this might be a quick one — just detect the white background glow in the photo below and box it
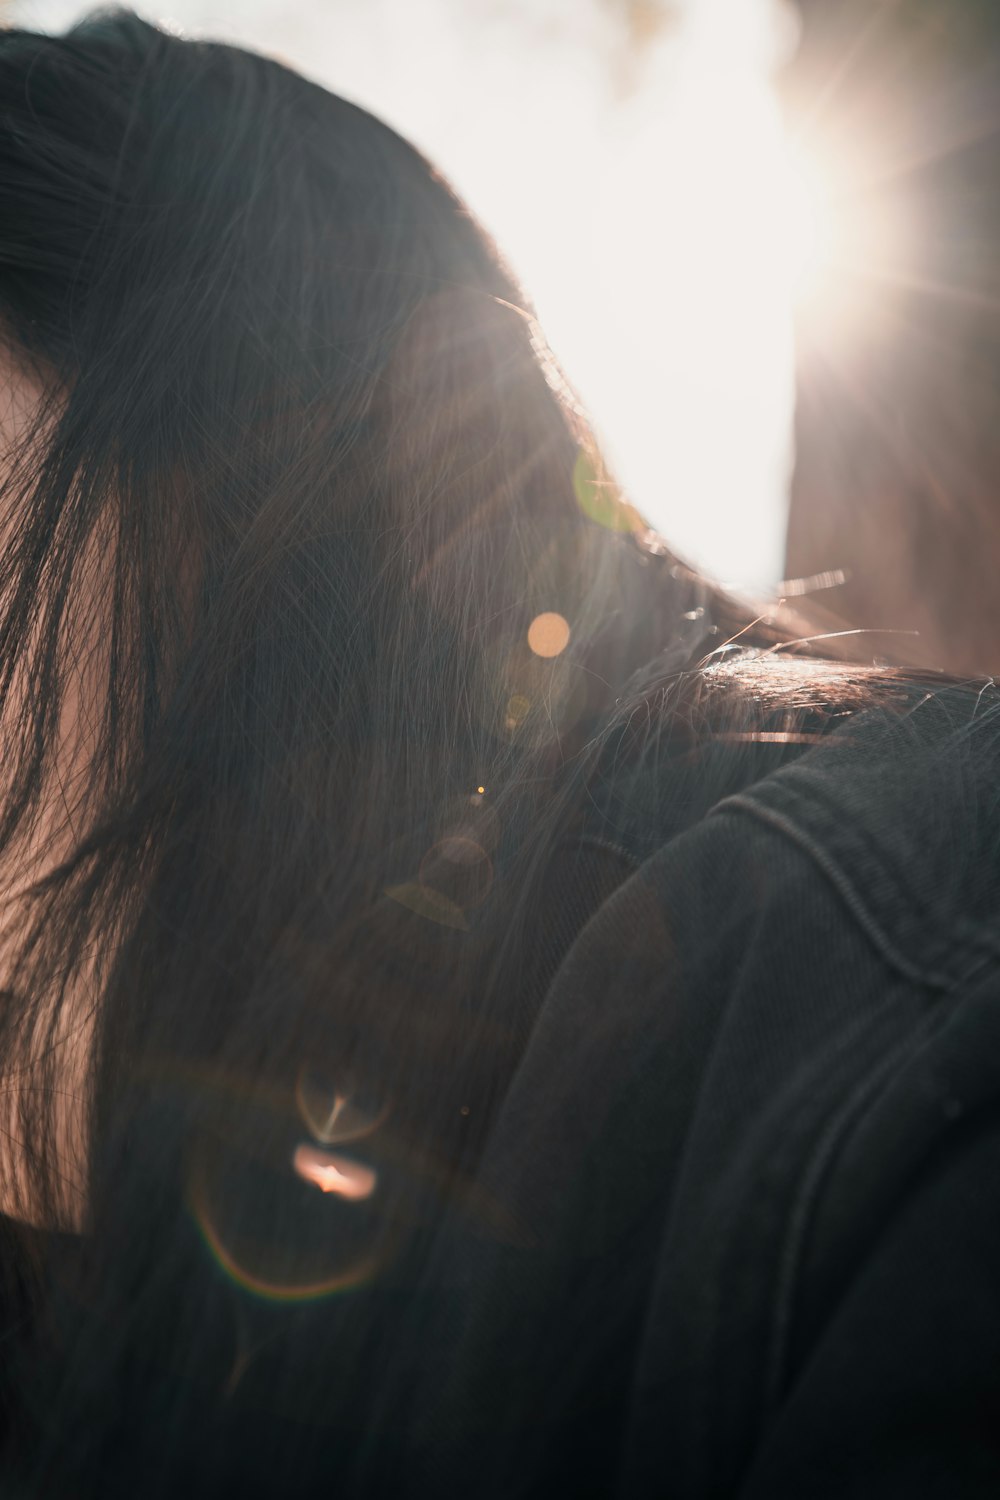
[10,0,805,588]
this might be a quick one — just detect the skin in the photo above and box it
[0,344,95,1230]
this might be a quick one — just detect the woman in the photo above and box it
[0,11,997,1497]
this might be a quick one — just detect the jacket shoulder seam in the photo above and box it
[712,794,962,993]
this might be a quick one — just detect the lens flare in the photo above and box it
[572,451,643,534]
[384,881,469,930]
[292,1142,377,1201]
[505,692,531,730]
[418,835,494,910]
[189,1156,380,1303]
[781,143,838,302]
[527,611,571,658]
[295,1073,388,1146]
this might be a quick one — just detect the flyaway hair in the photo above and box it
[0,11,920,1494]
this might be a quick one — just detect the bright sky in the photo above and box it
[11,0,812,588]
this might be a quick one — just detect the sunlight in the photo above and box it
[777,131,911,353]
[780,143,838,302]
[292,1143,378,1202]
[11,0,853,591]
[507,3,801,588]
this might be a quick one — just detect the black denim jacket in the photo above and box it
[6,665,1000,1499]
[388,671,1000,1498]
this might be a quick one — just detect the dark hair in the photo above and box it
[0,10,915,1494]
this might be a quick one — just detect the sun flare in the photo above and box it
[779,143,839,302]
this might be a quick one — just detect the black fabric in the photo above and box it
[388,681,1000,1497]
[6,668,1000,1495]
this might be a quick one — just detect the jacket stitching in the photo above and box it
[753,772,1000,968]
[712,796,962,993]
[763,1005,948,1415]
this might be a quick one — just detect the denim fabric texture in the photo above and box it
[7,668,1000,1498]
[389,677,1000,1498]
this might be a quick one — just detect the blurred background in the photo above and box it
[5,0,802,590]
[6,0,1000,672]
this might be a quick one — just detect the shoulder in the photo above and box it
[420,661,1000,1494]
[582,652,1000,954]
[704,669,1000,991]
[546,658,1000,1118]
[584,664,1000,1492]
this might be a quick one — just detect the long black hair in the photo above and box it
[0,10,927,1495]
